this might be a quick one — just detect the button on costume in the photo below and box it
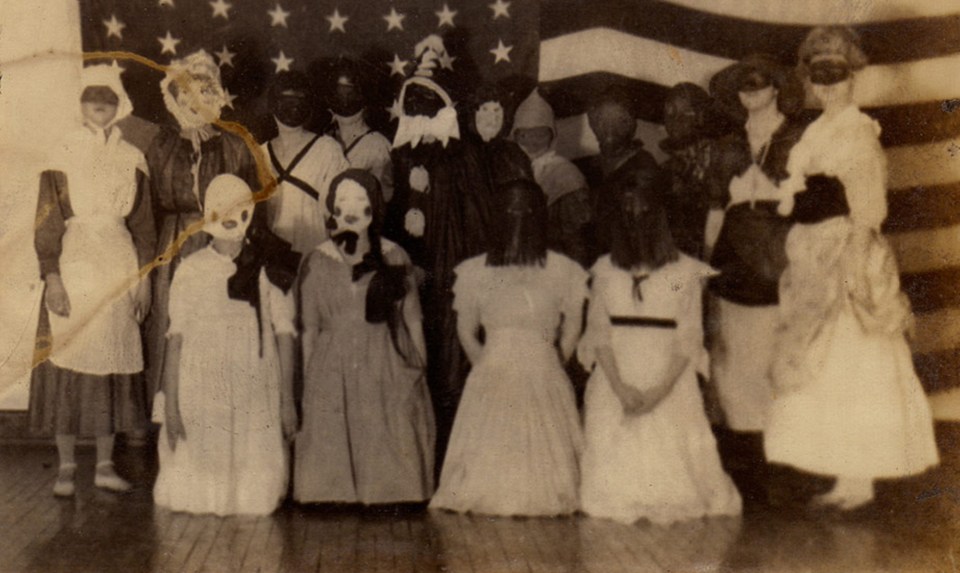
[384,36,499,465]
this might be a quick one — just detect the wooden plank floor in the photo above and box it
[1,425,959,573]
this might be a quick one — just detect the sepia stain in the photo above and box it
[27,49,280,371]
[667,46,683,67]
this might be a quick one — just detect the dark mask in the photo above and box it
[81,85,120,105]
[487,180,548,267]
[331,81,364,117]
[738,70,773,93]
[402,84,444,117]
[610,189,677,271]
[809,61,851,85]
[664,98,700,144]
[273,93,310,128]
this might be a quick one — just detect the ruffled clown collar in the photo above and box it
[392,76,460,150]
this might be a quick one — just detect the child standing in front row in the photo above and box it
[430,179,587,517]
[153,174,298,516]
[578,183,742,525]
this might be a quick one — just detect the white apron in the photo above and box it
[47,128,145,375]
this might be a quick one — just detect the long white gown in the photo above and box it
[153,246,294,516]
[579,254,742,524]
[764,105,939,479]
[429,252,587,516]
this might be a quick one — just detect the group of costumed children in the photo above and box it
[31,27,937,523]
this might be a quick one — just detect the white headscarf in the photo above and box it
[81,63,134,129]
[47,64,143,200]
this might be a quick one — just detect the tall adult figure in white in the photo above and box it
[766,26,939,510]
[31,65,155,496]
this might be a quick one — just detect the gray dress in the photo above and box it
[294,239,435,504]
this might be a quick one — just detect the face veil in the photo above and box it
[609,186,678,271]
[486,179,549,268]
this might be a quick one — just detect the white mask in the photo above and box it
[331,180,373,236]
[475,101,504,142]
[203,174,254,242]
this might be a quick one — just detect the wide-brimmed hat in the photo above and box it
[798,26,869,75]
[710,54,804,121]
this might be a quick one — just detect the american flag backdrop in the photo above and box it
[75,0,960,394]
[536,0,960,393]
[79,0,539,137]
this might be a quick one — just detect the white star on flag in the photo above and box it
[435,4,457,28]
[103,14,125,40]
[158,31,181,55]
[268,4,290,28]
[387,99,402,121]
[489,0,511,20]
[209,0,232,19]
[158,0,174,7]
[383,7,406,32]
[326,8,348,33]
[215,45,235,67]
[223,88,237,109]
[271,50,294,73]
[490,39,512,64]
[438,50,456,70]
[387,54,409,76]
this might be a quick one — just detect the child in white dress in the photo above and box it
[430,179,587,517]
[153,174,298,516]
[578,182,742,524]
